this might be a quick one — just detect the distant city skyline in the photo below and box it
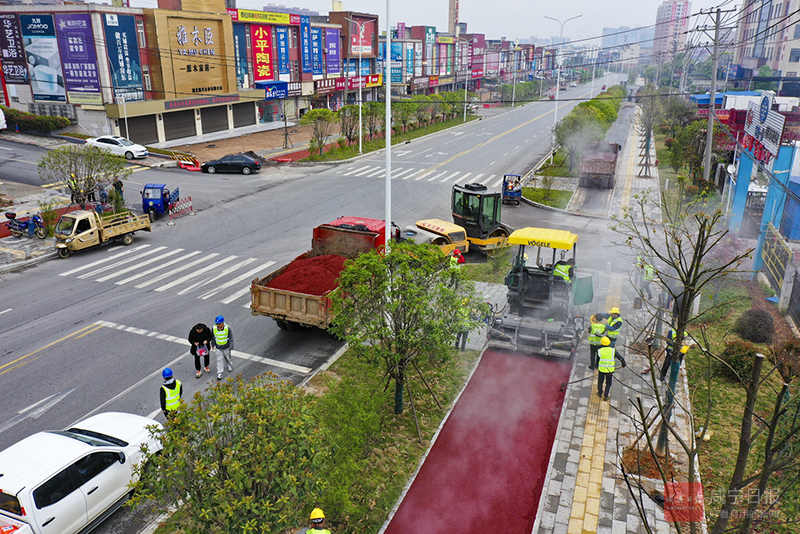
[127,0,733,49]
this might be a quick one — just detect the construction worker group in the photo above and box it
[587,307,623,370]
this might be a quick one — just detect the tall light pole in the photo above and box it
[456,37,470,122]
[384,3,392,248]
[545,14,581,164]
[511,42,519,107]
[345,17,373,154]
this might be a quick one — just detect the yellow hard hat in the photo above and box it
[601,336,611,346]
[680,345,690,354]
[610,307,620,314]
[591,314,600,324]
[310,508,325,522]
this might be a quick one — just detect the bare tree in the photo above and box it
[636,84,662,177]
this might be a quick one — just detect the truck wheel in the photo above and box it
[122,233,134,246]
[275,319,287,329]
[285,321,299,331]
[148,208,156,222]
[58,248,71,258]
[35,227,47,239]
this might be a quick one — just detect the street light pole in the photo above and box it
[511,44,518,107]
[346,17,372,154]
[456,37,469,122]
[545,14,581,164]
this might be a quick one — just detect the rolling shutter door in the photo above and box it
[163,110,196,141]
[232,102,256,127]
[201,106,228,134]
[120,116,158,146]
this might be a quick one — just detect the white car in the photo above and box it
[0,412,162,534]
[570,82,577,87]
[85,136,148,159]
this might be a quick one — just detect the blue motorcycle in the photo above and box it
[5,212,47,239]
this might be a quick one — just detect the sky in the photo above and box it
[129,0,739,46]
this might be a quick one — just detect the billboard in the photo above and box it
[252,24,274,82]
[311,27,322,75]
[56,14,102,104]
[169,17,227,95]
[300,16,311,73]
[0,14,28,84]
[349,16,374,55]
[20,14,66,102]
[233,24,248,89]
[325,29,340,74]
[277,27,290,75]
[103,14,144,102]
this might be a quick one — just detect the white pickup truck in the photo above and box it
[0,412,162,534]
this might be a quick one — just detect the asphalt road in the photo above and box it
[0,73,629,534]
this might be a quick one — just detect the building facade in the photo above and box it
[653,0,691,59]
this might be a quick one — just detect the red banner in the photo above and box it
[253,25,274,81]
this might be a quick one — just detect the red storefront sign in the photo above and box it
[471,68,483,79]
[429,76,439,88]
[252,25,274,81]
[347,74,381,89]
[743,134,774,164]
[316,77,345,94]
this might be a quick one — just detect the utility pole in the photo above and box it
[702,8,721,185]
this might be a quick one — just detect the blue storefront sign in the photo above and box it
[257,80,288,100]
[300,16,311,73]
[311,27,322,75]
[102,14,144,102]
[233,24,248,89]
[277,27,289,75]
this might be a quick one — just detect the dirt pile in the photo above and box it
[266,254,346,295]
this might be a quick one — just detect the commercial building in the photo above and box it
[653,0,691,59]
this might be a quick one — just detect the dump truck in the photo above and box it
[398,219,470,255]
[578,141,621,189]
[487,227,594,358]
[250,217,387,330]
[54,209,151,258]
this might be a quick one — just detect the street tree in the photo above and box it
[426,93,445,124]
[611,189,753,534]
[754,65,777,91]
[441,90,469,120]
[300,108,337,156]
[393,99,417,132]
[665,120,707,179]
[411,94,433,126]
[663,96,697,138]
[363,101,382,140]
[329,241,484,420]
[130,374,328,534]
[636,84,662,176]
[336,104,359,145]
[37,144,132,210]
[553,105,604,171]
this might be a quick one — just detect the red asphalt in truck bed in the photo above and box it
[383,350,570,534]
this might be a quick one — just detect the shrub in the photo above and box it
[771,338,800,380]
[718,339,759,382]
[664,137,675,149]
[733,308,774,344]
[1,105,70,132]
[37,198,59,237]
[336,137,347,149]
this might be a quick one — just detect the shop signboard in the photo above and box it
[252,24,274,81]
[276,26,289,75]
[396,22,405,38]
[170,17,227,95]
[20,14,66,102]
[315,77,344,94]
[391,67,402,83]
[311,27,322,75]
[406,44,413,80]
[744,92,786,157]
[55,14,102,104]
[233,24,249,88]
[228,10,300,25]
[349,16,373,55]
[414,42,422,77]
[0,14,28,84]
[429,75,439,87]
[300,16,311,72]
[287,81,302,96]
[260,80,287,100]
[325,29,340,74]
[103,14,144,102]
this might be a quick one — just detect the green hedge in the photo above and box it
[1,105,71,133]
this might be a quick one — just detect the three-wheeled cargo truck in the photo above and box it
[487,227,594,358]
[141,183,179,221]
[250,217,388,331]
[54,210,151,258]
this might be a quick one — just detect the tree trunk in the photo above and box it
[711,353,765,534]
[394,376,404,415]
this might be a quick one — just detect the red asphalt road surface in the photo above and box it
[384,350,571,534]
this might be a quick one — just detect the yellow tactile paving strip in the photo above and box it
[619,118,639,214]
[567,275,626,533]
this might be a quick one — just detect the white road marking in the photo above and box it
[489,161,496,166]
[354,166,379,176]
[95,248,185,282]
[200,262,275,300]
[0,308,11,316]
[60,245,151,277]
[414,170,434,180]
[134,253,220,289]
[154,255,239,292]
[176,257,258,296]
[491,176,504,188]
[0,388,77,434]
[427,171,448,182]
[221,286,252,304]
[115,250,203,285]
[77,246,168,279]
[392,168,416,179]
[440,171,461,183]
[343,166,368,176]
[366,168,385,177]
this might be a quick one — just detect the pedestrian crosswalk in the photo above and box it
[336,165,507,189]
[59,244,275,306]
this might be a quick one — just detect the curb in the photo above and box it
[0,250,57,274]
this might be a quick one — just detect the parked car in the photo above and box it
[570,82,577,87]
[85,136,149,159]
[201,154,262,175]
[0,412,163,534]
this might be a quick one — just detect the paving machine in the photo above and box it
[487,227,594,358]
[451,183,511,255]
